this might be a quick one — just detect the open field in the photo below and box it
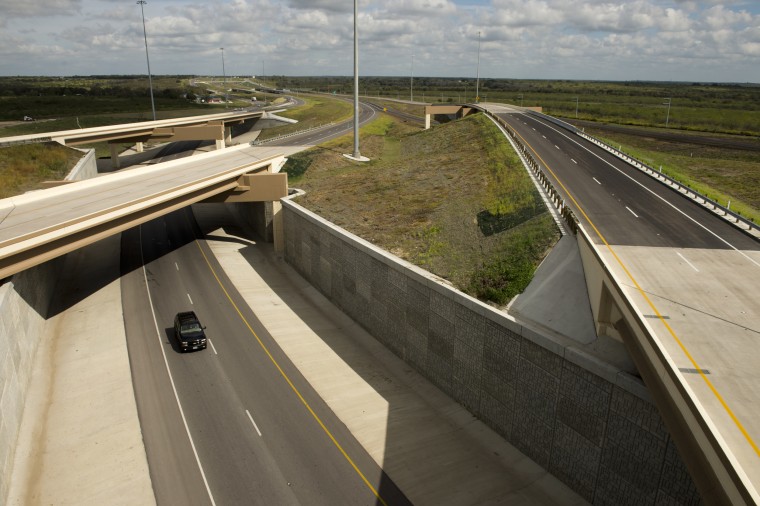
[273,77,760,137]
[257,95,353,140]
[285,113,560,305]
[0,142,82,198]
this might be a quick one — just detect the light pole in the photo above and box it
[664,97,671,127]
[574,97,579,118]
[220,47,227,108]
[518,93,523,107]
[475,31,481,103]
[410,54,414,102]
[137,0,156,121]
[343,0,368,162]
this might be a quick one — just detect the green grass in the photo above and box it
[257,95,353,140]
[284,112,559,305]
[0,143,82,198]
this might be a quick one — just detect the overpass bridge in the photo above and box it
[478,103,760,504]
[0,110,272,168]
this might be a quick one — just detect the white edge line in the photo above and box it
[246,409,263,437]
[526,114,760,269]
[208,338,218,355]
[677,251,700,272]
[139,226,217,506]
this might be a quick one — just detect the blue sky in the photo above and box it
[1,0,758,82]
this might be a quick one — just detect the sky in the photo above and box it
[0,0,759,82]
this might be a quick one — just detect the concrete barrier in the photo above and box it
[281,197,702,504]
[0,258,62,502]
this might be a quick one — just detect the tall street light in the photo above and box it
[475,31,481,103]
[137,0,156,121]
[518,93,523,107]
[410,54,414,102]
[343,0,368,162]
[574,97,579,118]
[220,47,227,108]
[664,97,672,127]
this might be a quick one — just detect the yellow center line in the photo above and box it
[510,124,760,458]
[194,240,390,506]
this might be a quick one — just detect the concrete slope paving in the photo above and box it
[6,234,155,505]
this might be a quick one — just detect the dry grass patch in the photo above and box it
[0,142,82,198]
[285,113,559,304]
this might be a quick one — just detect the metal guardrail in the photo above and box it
[575,131,760,238]
[483,109,580,235]
[250,123,335,145]
[522,109,759,239]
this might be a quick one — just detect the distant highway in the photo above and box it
[121,209,411,505]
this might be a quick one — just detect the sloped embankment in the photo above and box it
[284,113,559,305]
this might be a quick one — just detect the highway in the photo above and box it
[483,103,760,498]
[121,208,410,505]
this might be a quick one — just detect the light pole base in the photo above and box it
[343,153,370,162]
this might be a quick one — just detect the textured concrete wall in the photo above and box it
[0,259,61,502]
[282,198,702,505]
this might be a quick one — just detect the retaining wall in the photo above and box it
[282,198,701,505]
[0,258,62,502]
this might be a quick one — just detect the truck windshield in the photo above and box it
[180,323,202,334]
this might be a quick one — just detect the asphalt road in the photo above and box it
[494,109,760,251]
[121,208,410,506]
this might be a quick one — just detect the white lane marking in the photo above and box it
[139,227,217,506]
[246,410,263,436]
[677,252,700,272]
[542,135,547,139]
[571,159,578,164]
[593,177,602,185]
[555,145,560,150]
[626,206,639,218]
[532,128,536,131]
[525,115,760,269]
[187,293,193,305]
[175,262,179,271]
[208,338,218,355]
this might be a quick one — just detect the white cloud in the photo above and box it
[0,0,757,81]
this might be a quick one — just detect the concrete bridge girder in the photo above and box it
[576,230,748,505]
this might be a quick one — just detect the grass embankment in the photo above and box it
[0,143,82,198]
[258,95,353,140]
[586,127,760,223]
[284,113,559,305]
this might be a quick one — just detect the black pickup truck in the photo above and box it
[173,311,208,352]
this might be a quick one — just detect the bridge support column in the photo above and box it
[225,127,232,146]
[109,143,121,170]
[424,114,431,130]
[215,138,225,150]
[135,142,144,153]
